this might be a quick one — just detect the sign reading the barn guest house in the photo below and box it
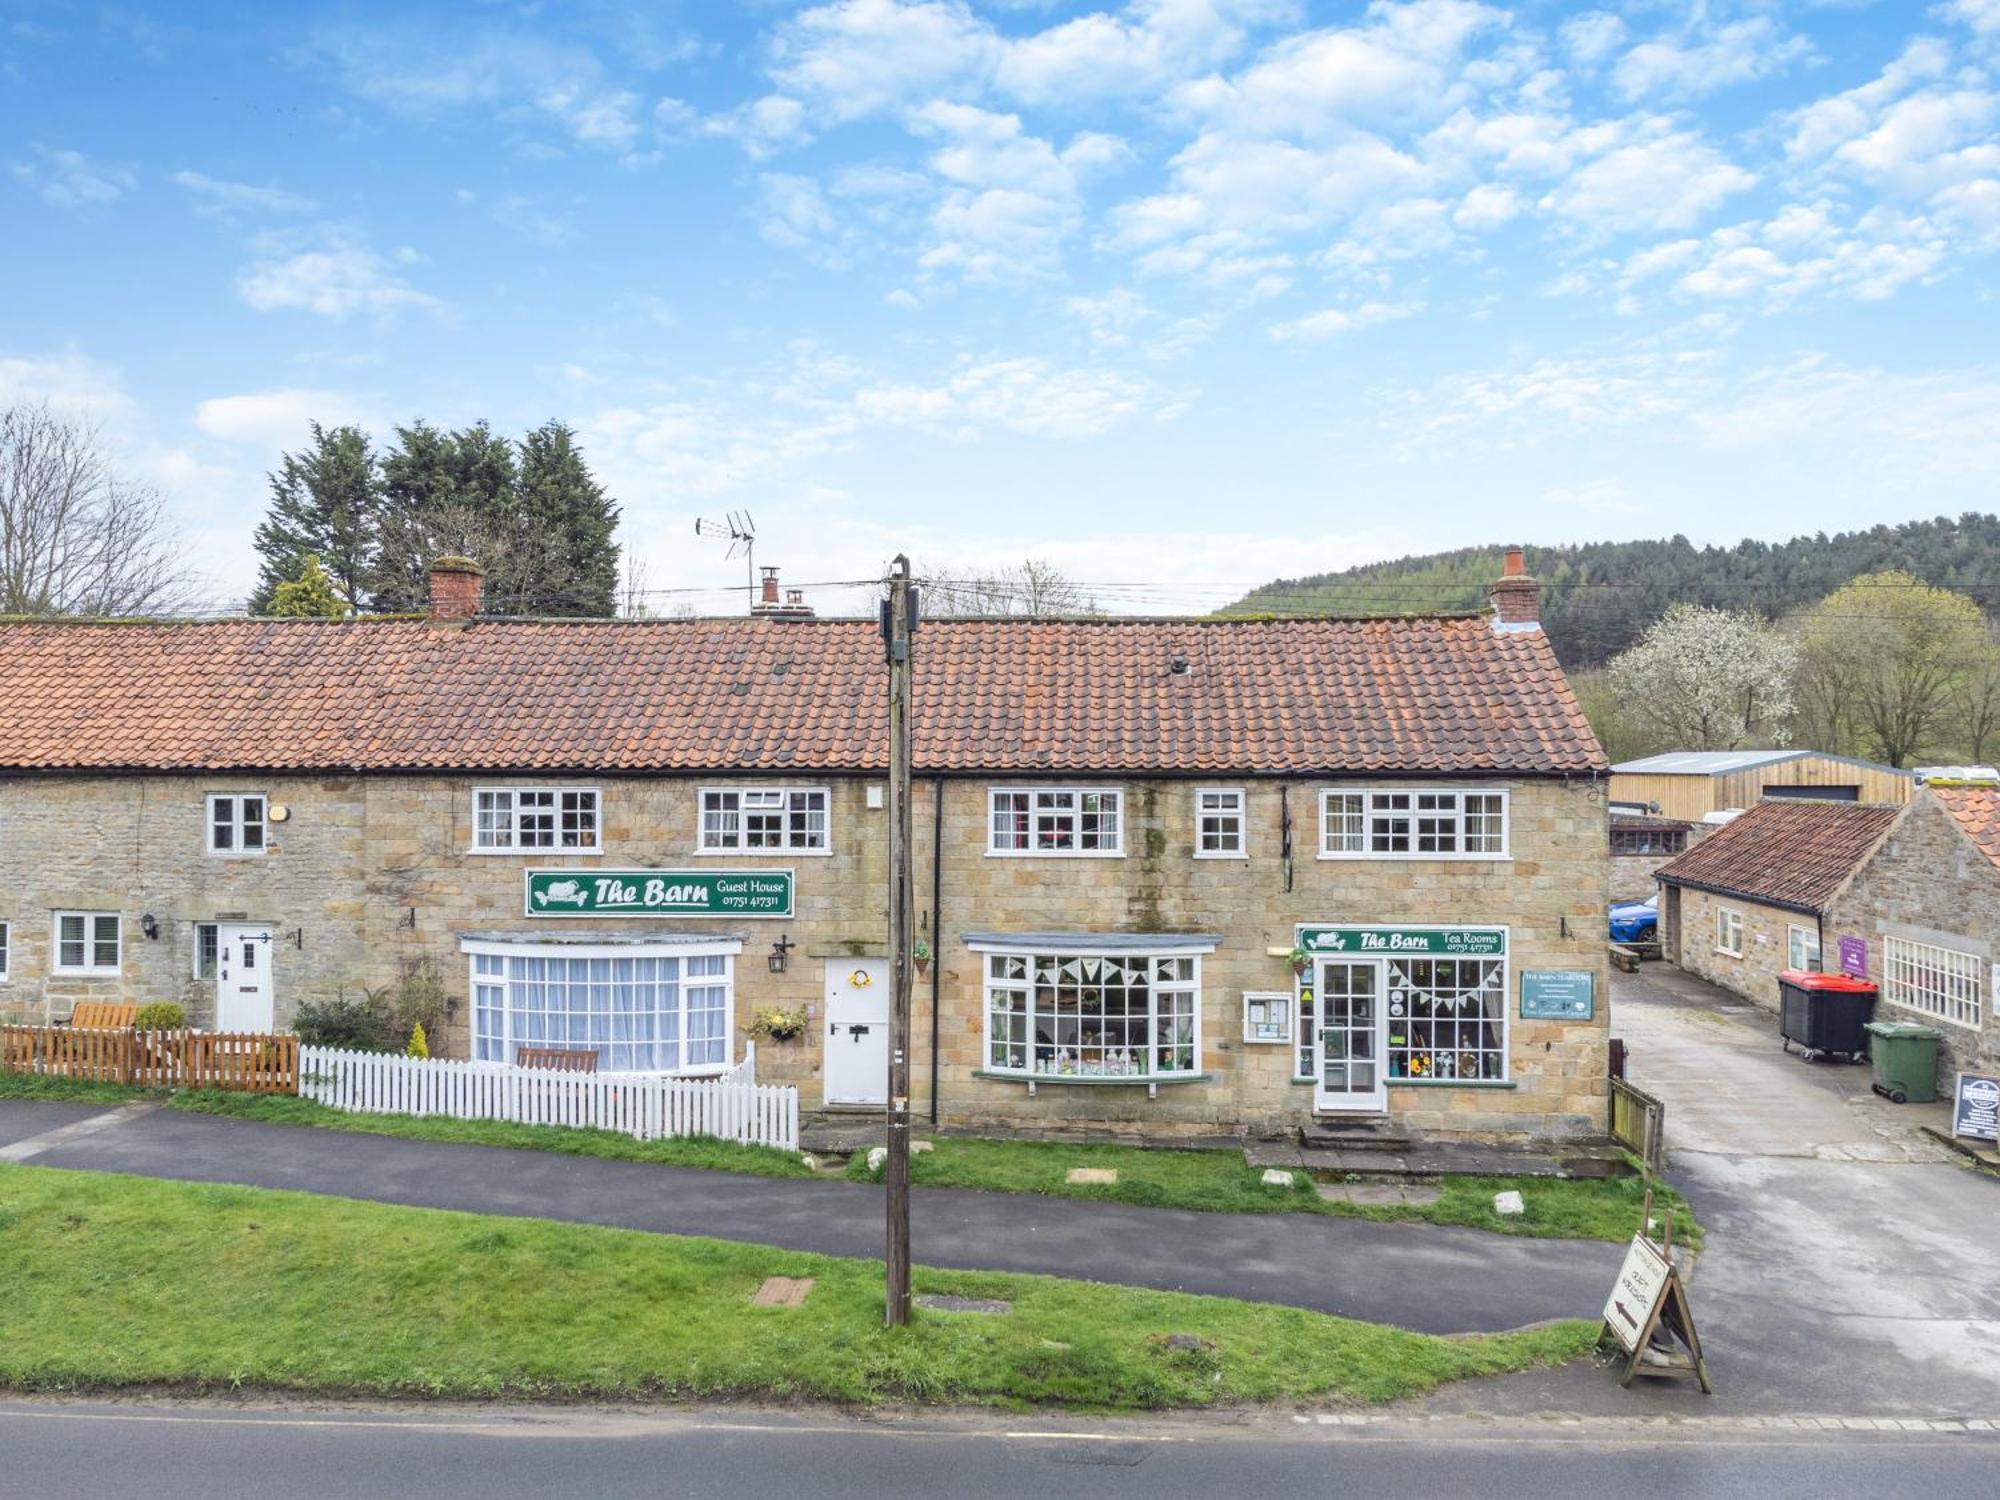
[525,870,794,919]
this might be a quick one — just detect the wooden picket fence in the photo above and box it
[1610,1075,1667,1171]
[297,1042,799,1152]
[0,1026,298,1093]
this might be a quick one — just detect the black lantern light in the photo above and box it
[768,933,794,973]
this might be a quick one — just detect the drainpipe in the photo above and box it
[930,773,944,1126]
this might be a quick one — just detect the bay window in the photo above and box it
[699,787,828,852]
[976,942,1208,1080]
[988,787,1123,855]
[1320,787,1508,859]
[464,939,739,1072]
[474,787,600,852]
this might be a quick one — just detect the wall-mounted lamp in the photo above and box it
[140,913,159,940]
[768,933,794,974]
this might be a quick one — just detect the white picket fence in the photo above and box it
[297,1041,799,1152]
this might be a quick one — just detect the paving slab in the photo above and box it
[3,1099,1618,1336]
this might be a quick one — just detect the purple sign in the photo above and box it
[1837,936,1868,978]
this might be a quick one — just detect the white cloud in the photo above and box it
[992,0,1295,105]
[194,389,362,448]
[1453,182,1519,229]
[1539,124,1755,232]
[1267,299,1421,341]
[1610,18,1812,103]
[1559,11,1627,69]
[0,349,137,419]
[171,170,319,218]
[755,173,848,264]
[236,234,445,319]
[856,356,1171,437]
[769,0,994,123]
[10,146,135,206]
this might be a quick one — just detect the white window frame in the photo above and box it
[1786,924,1821,972]
[1716,907,1745,958]
[0,921,9,982]
[1293,934,1513,1086]
[461,938,744,1074]
[471,786,602,855]
[1318,786,1510,861]
[696,786,831,855]
[205,792,267,857]
[1194,787,1247,859]
[973,941,1208,1082]
[1883,935,1984,1031]
[53,911,121,976]
[193,921,219,981]
[986,786,1126,857]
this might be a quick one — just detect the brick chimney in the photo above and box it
[751,566,814,619]
[428,556,485,622]
[1488,545,1541,632]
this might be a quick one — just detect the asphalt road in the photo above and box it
[4,1100,1619,1334]
[3,1400,1994,1500]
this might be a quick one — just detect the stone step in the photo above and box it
[1300,1118,1413,1152]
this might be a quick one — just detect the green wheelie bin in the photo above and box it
[1864,1020,1942,1104]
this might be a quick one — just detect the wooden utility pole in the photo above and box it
[882,554,916,1326]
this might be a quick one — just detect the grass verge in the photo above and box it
[0,1164,1596,1408]
[0,1071,1696,1246]
[847,1136,1699,1248]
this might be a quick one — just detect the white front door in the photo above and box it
[823,958,889,1106]
[215,923,275,1032]
[1312,958,1387,1113]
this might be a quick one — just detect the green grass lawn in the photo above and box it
[0,1164,1596,1408]
[847,1137,1700,1248]
[0,1071,1695,1247]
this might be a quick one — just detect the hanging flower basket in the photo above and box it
[912,939,932,979]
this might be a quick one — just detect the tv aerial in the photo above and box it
[694,510,757,610]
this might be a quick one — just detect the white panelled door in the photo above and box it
[1312,958,1386,1113]
[822,958,889,1107]
[216,923,275,1032]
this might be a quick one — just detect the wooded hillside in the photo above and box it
[1224,514,2000,668]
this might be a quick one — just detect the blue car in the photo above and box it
[1609,894,1658,944]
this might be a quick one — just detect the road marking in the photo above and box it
[0,1101,159,1163]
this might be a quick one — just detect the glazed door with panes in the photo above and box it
[1313,959,1386,1112]
[215,923,275,1032]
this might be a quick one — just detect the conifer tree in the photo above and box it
[249,424,376,613]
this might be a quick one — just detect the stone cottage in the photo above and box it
[0,553,1613,1144]
[1656,788,1999,1088]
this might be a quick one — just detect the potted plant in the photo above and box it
[912,938,932,978]
[750,1005,808,1042]
[1288,943,1312,977]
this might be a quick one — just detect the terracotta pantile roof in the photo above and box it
[0,615,1605,776]
[1932,787,2000,869]
[1654,799,1901,913]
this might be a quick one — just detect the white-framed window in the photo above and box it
[988,787,1124,856]
[978,945,1204,1078]
[698,787,829,853]
[1787,924,1821,972]
[1883,935,1983,1030]
[1319,787,1509,859]
[0,921,9,981]
[206,793,266,855]
[1294,952,1511,1083]
[473,787,601,853]
[1195,787,1246,858]
[464,939,740,1072]
[54,912,121,976]
[1716,907,1745,958]
[193,922,219,981]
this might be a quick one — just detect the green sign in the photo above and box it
[525,869,794,919]
[1521,970,1595,1020]
[1298,925,1507,957]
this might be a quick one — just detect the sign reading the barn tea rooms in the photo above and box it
[1297,925,1507,957]
[524,870,794,919]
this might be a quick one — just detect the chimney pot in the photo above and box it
[428,556,485,622]
[759,566,780,607]
[1488,546,1540,630]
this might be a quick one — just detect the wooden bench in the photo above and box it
[516,1046,598,1073]
[63,1002,140,1030]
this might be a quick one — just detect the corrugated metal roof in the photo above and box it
[1612,750,1808,774]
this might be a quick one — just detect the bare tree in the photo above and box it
[0,402,198,615]
[1949,621,2000,764]
[619,552,653,619]
[921,558,1100,617]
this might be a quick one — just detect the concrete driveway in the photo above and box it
[1423,964,2000,1420]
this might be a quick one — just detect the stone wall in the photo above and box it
[0,771,1612,1143]
[1659,882,1813,1010]
[1829,795,2000,1082]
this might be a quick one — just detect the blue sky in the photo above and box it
[4,0,1998,614]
